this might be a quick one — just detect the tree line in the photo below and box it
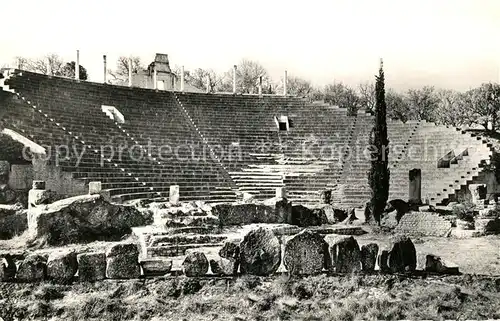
[13,54,500,133]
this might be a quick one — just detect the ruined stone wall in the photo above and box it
[8,164,32,190]
[32,158,86,197]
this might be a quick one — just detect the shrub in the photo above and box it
[452,202,476,222]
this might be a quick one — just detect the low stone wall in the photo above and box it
[0,230,458,283]
[394,212,452,237]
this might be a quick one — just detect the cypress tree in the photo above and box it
[368,59,390,224]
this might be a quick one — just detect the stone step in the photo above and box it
[148,234,228,247]
[146,242,224,258]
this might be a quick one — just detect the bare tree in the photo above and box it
[218,59,270,94]
[434,89,475,127]
[323,82,360,115]
[16,54,65,75]
[385,89,411,122]
[108,56,144,81]
[468,83,500,132]
[406,86,439,122]
[358,82,376,112]
[277,76,314,97]
[187,68,224,93]
[13,54,88,79]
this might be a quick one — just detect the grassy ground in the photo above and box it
[1,273,499,321]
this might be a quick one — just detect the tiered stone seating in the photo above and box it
[280,104,355,204]
[0,68,492,207]
[387,122,492,205]
[176,94,353,201]
[1,70,236,203]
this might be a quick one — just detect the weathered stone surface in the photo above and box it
[0,203,27,239]
[88,181,102,195]
[284,230,328,275]
[474,218,500,235]
[323,205,349,224]
[47,250,78,283]
[275,198,293,224]
[106,242,141,279]
[77,252,106,282]
[240,227,281,276]
[380,210,399,229]
[210,257,238,276]
[140,259,172,276]
[387,235,417,273]
[0,254,16,281]
[394,212,452,237]
[213,203,284,226]
[377,250,390,272]
[169,185,180,205]
[219,241,240,261]
[290,205,328,227]
[330,236,362,273]
[16,254,47,282]
[30,194,152,245]
[182,252,209,277]
[361,243,379,272]
[425,254,459,275]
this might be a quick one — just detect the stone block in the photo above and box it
[330,236,362,273]
[209,257,238,276]
[182,252,209,277]
[360,243,379,272]
[474,218,500,235]
[47,250,78,284]
[377,250,390,272]
[77,252,107,282]
[290,205,328,227]
[0,254,16,282]
[106,242,141,279]
[169,185,180,205]
[284,230,329,275]
[140,258,172,276]
[425,254,459,274]
[16,254,47,282]
[88,181,102,195]
[28,189,51,210]
[275,187,286,199]
[240,227,281,276]
[387,235,417,273]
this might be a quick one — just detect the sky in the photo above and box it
[1,0,499,91]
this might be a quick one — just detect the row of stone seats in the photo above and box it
[3,70,237,203]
